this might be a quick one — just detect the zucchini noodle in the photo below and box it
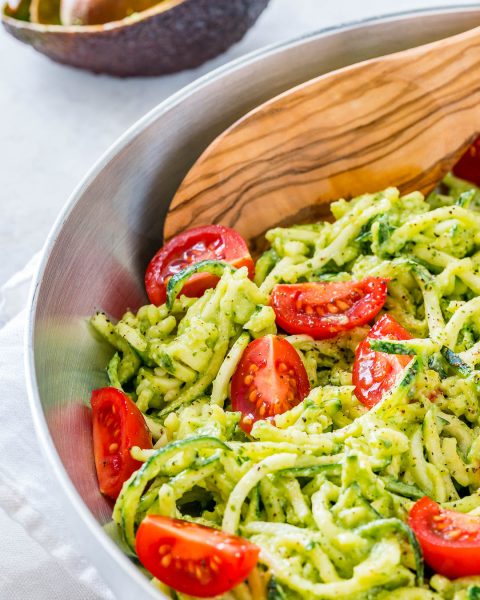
[93,174,480,599]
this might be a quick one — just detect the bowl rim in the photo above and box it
[24,5,480,597]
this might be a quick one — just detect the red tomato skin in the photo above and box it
[271,278,388,340]
[91,387,152,499]
[409,497,480,579]
[452,136,480,186]
[352,314,412,409]
[136,516,259,597]
[145,225,254,306]
[231,335,310,433]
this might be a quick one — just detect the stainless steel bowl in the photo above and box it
[26,7,480,599]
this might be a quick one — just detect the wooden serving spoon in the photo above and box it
[164,25,480,254]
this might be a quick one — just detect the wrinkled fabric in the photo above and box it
[0,259,113,600]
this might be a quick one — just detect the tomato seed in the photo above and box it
[161,554,172,568]
[432,515,445,522]
[336,300,350,311]
[305,305,314,315]
[249,364,258,373]
[249,390,257,403]
[109,443,119,453]
[244,375,254,385]
[259,404,266,417]
[446,528,462,539]
[278,362,288,372]
[209,559,219,573]
[256,397,264,409]
[158,544,171,555]
[187,560,195,575]
[327,303,339,314]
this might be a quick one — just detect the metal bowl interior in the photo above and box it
[27,6,480,599]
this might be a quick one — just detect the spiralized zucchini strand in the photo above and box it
[98,178,480,599]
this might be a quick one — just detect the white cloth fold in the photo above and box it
[0,260,114,600]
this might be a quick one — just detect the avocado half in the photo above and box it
[2,0,270,77]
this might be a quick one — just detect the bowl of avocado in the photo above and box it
[1,0,270,76]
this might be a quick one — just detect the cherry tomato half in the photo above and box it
[145,225,254,306]
[136,516,259,598]
[452,135,480,186]
[352,314,412,409]
[91,387,152,499]
[231,335,310,433]
[270,278,388,340]
[409,496,480,578]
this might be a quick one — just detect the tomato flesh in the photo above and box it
[352,314,412,409]
[271,278,388,340]
[145,225,254,306]
[452,135,480,186]
[409,496,480,578]
[91,387,152,499]
[136,516,259,597]
[231,335,310,433]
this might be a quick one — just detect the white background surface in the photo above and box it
[0,0,478,286]
[0,1,478,598]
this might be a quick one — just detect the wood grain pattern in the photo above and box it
[164,26,480,254]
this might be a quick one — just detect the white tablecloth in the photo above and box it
[0,255,113,599]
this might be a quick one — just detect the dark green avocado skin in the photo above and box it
[2,0,270,76]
